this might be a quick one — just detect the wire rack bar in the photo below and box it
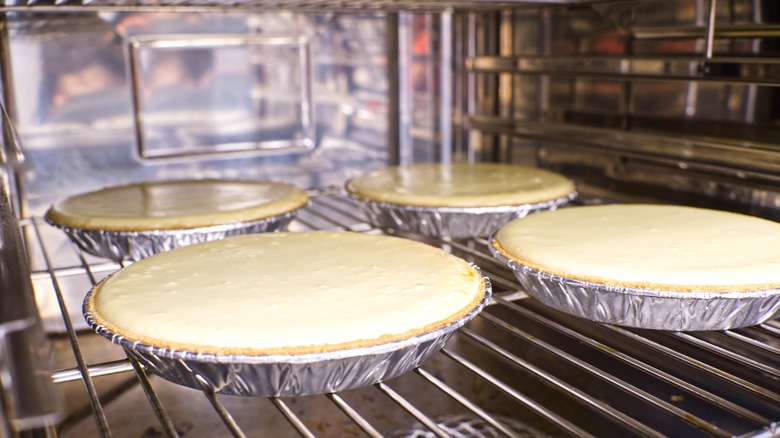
[413,366,535,438]
[445,238,513,271]
[477,308,751,436]
[269,397,316,438]
[313,192,371,216]
[468,55,780,87]
[57,375,139,434]
[374,382,450,438]
[27,220,113,438]
[466,116,780,184]
[721,329,780,357]
[0,0,587,13]
[297,205,359,231]
[31,263,119,281]
[670,331,780,379]
[442,240,522,290]
[459,325,669,437]
[325,393,383,438]
[307,195,370,227]
[204,391,247,438]
[493,296,772,427]
[18,190,780,437]
[439,347,594,438]
[606,325,780,405]
[125,353,179,438]
[759,320,780,333]
[52,360,134,384]
[470,269,517,291]
[68,233,178,435]
[291,215,325,231]
[70,228,172,435]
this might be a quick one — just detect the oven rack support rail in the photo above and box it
[9,189,780,438]
[0,0,623,12]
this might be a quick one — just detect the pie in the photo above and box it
[346,163,575,208]
[45,179,308,231]
[492,204,780,292]
[85,231,488,355]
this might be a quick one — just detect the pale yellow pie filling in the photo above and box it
[346,163,575,208]
[493,204,780,292]
[87,231,487,355]
[46,179,309,230]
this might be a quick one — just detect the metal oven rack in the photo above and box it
[21,189,780,438]
[0,0,610,12]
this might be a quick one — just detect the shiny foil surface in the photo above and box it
[46,209,300,262]
[83,271,491,397]
[387,414,544,438]
[490,243,780,331]
[351,191,576,239]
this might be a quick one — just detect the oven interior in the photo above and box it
[2,0,780,437]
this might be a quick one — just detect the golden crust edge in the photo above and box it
[85,265,487,356]
[491,239,780,294]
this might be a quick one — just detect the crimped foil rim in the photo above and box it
[44,206,304,238]
[45,205,305,261]
[82,266,491,365]
[346,190,577,214]
[489,240,780,300]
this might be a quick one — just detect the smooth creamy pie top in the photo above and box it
[493,204,780,292]
[346,163,575,208]
[46,179,308,230]
[86,231,486,355]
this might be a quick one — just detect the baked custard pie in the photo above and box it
[85,231,488,355]
[46,178,308,231]
[346,162,575,208]
[493,204,780,292]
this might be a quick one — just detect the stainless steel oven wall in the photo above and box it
[4,12,391,217]
[3,10,454,335]
[459,0,780,219]
[4,2,780,437]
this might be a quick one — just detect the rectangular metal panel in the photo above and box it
[129,34,315,160]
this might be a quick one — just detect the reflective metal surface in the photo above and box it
[83,269,491,397]
[127,33,315,159]
[469,55,780,86]
[459,1,780,218]
[5,12,390,217]
[0,168,61,433]
[491,243,780,331]
[4,0,780,436]
[0,0,597,12]
[24,192,780,437]
[350,190,575,239]
[45,208,300,261]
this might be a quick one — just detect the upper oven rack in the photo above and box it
[0,0,607,12]
[22,188,780,438]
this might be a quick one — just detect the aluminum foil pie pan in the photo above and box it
[82,269,491,397]
[349,191,577,239]
[45,208,301,262]
[490,243,780,331]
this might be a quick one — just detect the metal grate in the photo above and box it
[0,0,599,13]
[24,189,780,437]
